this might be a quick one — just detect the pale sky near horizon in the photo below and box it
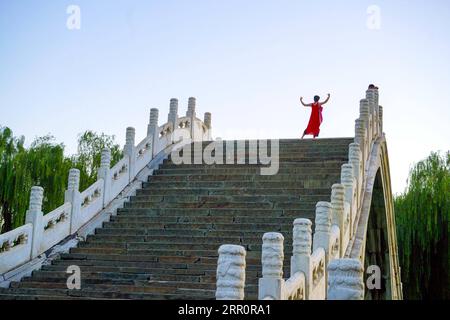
[0,0,449,195]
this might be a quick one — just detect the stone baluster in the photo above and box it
[216,245,246,300]
[65,169,81,234]
[331,184,347,257]
[186,97,196,118]
[148,108,159,156]
[123,127,136,182]
[204,112,212,141]
[355,118,367,164]
[327,258,364,300]
[97,149,111,207]
[204,112,212,129]
[366,89,378,139]
[259,232,285,300]
[313,202,333,263]
[167,99,179,144]
[168,99,178,129]
[291,218,313,299]
[349,143,362,204]
[25,187,44,259]
[341,164,355,236]
[360,99,371,145]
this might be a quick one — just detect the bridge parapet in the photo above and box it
[215,87,385,300]
[0,98,212,275]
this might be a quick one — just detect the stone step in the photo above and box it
[85,234,293,245]
[103,221,294,232]
[136,187,332,196]
[116,207,318,217]
[129,194,328,204]
[153,167,343,176]
[123,200,317,210]
[143,180,338,189]
[159,160,347,169]
[148,173,340,182]
[79,240,294,253]
[0,287,215,300]
[95,228,294,239]
[110,214,307,224]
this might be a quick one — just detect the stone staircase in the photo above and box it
[0,138,352,300]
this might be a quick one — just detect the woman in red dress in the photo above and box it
[300,93,331,139]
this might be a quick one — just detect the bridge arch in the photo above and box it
[347,137,403,300]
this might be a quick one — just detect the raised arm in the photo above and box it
[300,97,312,107]
[320,93,331,105]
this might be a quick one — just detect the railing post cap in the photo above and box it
[262,232,284,242]
[293,218,312,226]
[316,201,332,209]
[218,244,246,257]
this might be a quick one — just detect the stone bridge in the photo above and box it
[0,89,402,300]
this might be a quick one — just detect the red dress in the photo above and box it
[304,102,323,137]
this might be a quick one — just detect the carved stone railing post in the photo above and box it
[216,245,246,300]
[291,219,312,299]
[359,99,371,146]
[355,118,367,164]
[258,232,285,300]
[313,201,337,285]
[97,148,111,207]
[204,112,212,129]
[187,97,196,118]
[148,108,159,156]
[331,184,348,256]
[366,89,378,140]
[327,259,364,300]
[123,127,136,182]
[187,97,197,140]
[65,169,82,234]
[168,99,179,144]
[25,187,44,259]
[341,164,355,236]
[168,98,179,127]
[349,143,362,208]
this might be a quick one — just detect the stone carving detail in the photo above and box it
[101,149,111,168]
[29,186,44,212]
[125,127,135,146]
[204,112,212,129]
[293,219,312,256]
[68,169,80,191]
[327,259,364,300]
[315,202,332,234]
[312,258,325,286]
[187,97,196,117]
[216,245,246,300]
[262,232,284,278]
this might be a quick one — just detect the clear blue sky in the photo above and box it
[1,0,449,194]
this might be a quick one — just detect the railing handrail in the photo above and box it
[0,97,212,276]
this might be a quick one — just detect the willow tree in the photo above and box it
[395,151,449,300]
[0,127,122,233]
[72,131,123,191]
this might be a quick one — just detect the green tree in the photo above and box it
[0,127,123,233]
[395,151,449,300]
[72,131,123,191]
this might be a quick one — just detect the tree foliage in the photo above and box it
[0,126,122,233]
[395,151,449,300]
